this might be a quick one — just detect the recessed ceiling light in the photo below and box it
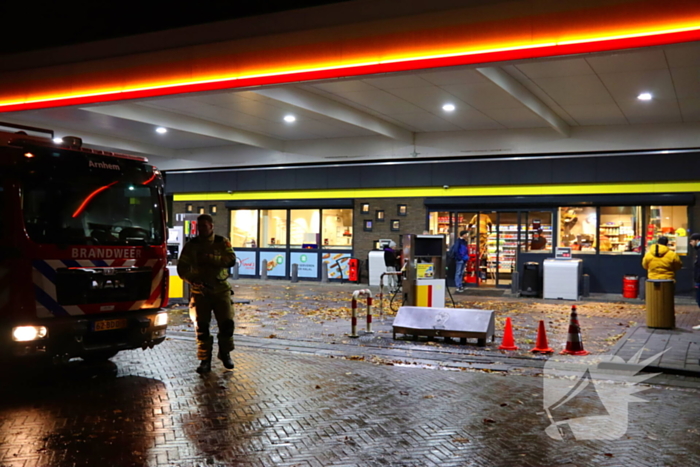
[156,127,167,134]
[637,93,652,101]
[442,103,456,112]
[284,115,296,123]
[53,137,62,143]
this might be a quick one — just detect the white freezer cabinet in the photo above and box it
[543,258,582,300]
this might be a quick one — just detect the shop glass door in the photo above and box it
[491,212,519,287]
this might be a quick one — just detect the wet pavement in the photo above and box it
[1,337,700,467]
[169,280,700,362]
[1,280,700,466]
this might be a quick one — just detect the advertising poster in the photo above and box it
[236,252,257,276]
[322,252,350,280]
[259,251,287,277]
[290,252,318,278]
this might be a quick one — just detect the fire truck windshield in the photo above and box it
[21,152,164,246]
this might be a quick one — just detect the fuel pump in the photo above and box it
[401,234,446,307]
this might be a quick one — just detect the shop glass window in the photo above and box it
[522,211,553,252]
[230,209,258,248]
[599,206,642,254]
[290,209,320,248]
[322,209,353,249]
[645,205,689,254]
[429,211,451,236]
[558,206,597,253]
[260,209,287,248]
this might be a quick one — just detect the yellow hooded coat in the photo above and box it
[642,244,682,280]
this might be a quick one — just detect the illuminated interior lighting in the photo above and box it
[53,137,63,143]
[23,152,34,158]
[72,181,118,218]
[442,103,456,112]
[284,115,296,123]
[638,92,653,100]
[156,127,167,134]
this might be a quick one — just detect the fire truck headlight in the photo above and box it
[12,326,48,342]
[154,313,168,327]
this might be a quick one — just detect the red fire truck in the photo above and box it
[0,123,169,363]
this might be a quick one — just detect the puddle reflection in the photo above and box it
[0,360,167,467]
[182,371,262,465]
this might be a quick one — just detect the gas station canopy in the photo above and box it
[1,0,700,171]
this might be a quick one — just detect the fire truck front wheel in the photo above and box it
[81,349,119,362]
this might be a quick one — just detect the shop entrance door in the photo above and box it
[454,211,524,287]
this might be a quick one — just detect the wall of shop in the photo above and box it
[353,197,427,277]
[165,150,700,194]
[166,150,700,289]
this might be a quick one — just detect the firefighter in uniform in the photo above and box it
[177,214,237,374]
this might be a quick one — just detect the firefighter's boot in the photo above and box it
[196,358,212,374]
[218,351,234,370]
[196,335,214,374]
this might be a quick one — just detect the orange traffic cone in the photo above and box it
[561,305,589,356]
[531,320,553,353]
[499,317,518,350]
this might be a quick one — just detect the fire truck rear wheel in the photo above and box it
[81,350,119,362]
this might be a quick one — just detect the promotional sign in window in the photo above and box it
[322,252,350,280]
[290,252,318,278]
[236,252,257,276]
[259,251,286,277]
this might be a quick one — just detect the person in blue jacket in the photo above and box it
[452,230,470,293]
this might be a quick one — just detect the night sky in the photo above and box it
[0,0,350,54]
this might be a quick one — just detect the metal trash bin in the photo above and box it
[645,279,675,329]
[520,262,541,297]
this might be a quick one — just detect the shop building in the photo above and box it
[168,149,700,294]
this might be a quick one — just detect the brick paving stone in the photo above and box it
[0,338,699,466]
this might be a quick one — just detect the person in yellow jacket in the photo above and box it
[178,214,237,374]
[642,236,682,280]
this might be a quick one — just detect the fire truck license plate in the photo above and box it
[93,319,128,332]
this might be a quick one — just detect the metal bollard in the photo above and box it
[638,276,646,300]
[350,297,359,338]
[366,295,373,333]
[231,263,239,280]
[321,262,329,283]
[261,266,268,280]
[349,289,372,338]
[582,274,590,297]
[291,263,299,283]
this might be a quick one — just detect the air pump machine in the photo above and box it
[401,234,446,307]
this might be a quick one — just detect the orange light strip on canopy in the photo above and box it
[2,22,700,112]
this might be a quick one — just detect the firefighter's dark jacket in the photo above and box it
[177,234,236,294]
